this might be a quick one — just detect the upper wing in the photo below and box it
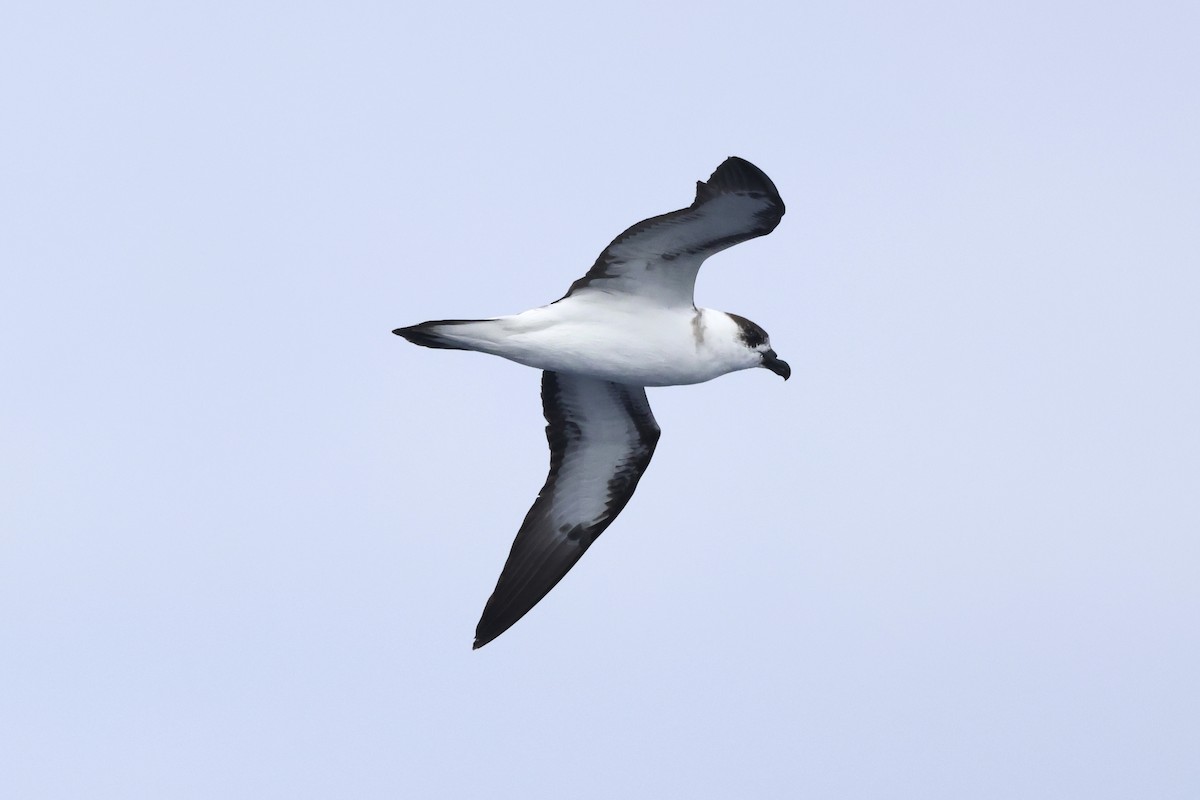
[561,156,785,308]
[473,371,661,649]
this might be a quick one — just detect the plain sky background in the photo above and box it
[2,1,1198,797]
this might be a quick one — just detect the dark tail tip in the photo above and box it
[392,321,471,351]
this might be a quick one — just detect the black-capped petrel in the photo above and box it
[395,156,790,649]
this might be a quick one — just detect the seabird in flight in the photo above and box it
[395,156,790,648]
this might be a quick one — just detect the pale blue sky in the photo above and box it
[2,2,1198,797]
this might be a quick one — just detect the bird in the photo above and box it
[394,156,790,649]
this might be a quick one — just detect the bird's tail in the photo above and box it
[392,319,493,351]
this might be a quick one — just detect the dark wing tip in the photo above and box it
[474,604,514,650]
[471,534,588,650]
[470,602,531,650]
[694,156,785,218]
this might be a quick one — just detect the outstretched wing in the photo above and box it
[473,371,661,649]
[562,156,785,308]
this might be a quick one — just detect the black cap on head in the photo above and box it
[727,313,770,348]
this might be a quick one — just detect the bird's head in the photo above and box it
[725,312,791,380]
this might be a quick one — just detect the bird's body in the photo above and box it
[405,300,761,386]
[395,156,791,648]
